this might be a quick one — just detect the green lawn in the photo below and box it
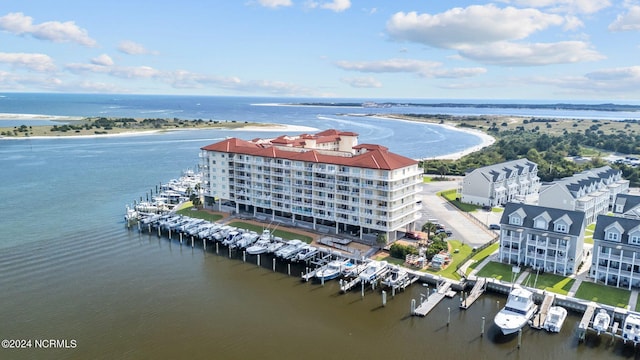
[465,243,500,275]
[574,281,630,308]
[226,221,313,243]
[423,240,474,281]
[475,261,521,282]
[520,272,575,295]
[176,205,224,223]
[438,189,480,212]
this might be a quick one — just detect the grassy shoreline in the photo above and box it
[0,117,282,138]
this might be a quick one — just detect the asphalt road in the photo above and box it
[418,177,501,248]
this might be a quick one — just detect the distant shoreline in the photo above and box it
[0,123,319,140]
[0,111,494,160]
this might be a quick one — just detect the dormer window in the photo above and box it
[604,221,624,243]
[630,234,640,245]
[534,219,546,229]
[555,223,567,233]
[510,216,522,226]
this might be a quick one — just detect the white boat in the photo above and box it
[274,239,305,259]
[593,309,611,335]
[295,245,318,262]
[358,260,389,283]
[315,260,349,281]
[342,262,365,278]
[232,232,259,249]
[246,238,272,255]
[266,241,284,254]
[493,287,538,335]
[543,306,567,333]
[381,265,410,288]
[622,313,640,344]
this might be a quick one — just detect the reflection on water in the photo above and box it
[0,226,636,359]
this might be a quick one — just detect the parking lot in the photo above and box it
[417,177,499,247]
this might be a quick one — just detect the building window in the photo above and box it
[510,216,521,226]
[630,235,640,245]
[607,231,619,241]
[534,219,546,229]
[555,223,567,233]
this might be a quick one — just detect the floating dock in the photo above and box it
[413,282,451,317]
[460,278,486,309]
[531,293,555,329]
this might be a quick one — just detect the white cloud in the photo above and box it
[507,0,611,14]
[320,0,351,12]
[118,40,158,55]
[91,54,114,66]
[0,52,56,71]
[66,62,161,79]
[459,41,605,65]
[305,0,351,12]
[0,12,96,47]
[335,58,486,78]
[257,0,292,8]
[341,76,382,88]
[609,5,640,31]
[386,5,564,49]
[585,66,640,80]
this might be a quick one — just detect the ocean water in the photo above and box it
[0,94,635,359]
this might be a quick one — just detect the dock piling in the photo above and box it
[382,291,387,307]
[243,251,246,262]
[411,299,416,315]
[518,328,522,349]
[257,254,260,267]
[447,307,450,326]
[481,317,485,337]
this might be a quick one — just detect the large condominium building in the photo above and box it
[460,158,540,207]
[199,129,423,242]
[498,202,586,276]
[538,166,629,224]
[591,214,640,289]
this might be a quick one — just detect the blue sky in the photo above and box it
[1,0,639,100]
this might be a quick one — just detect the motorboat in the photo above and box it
[315,260,350,281]
[358,260,389,283]
[246,238,271,255]
[342,262,365,278]
[593,309,611,335]
[232,232,259,249]
[266,240,285,254]
[494,287,538,335]
[622,313,640,345]
[543,306,567,333]
[295,245,318,262]
[381,265,410,288]
[274,239,305,259]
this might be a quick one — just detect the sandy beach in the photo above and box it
[368,115,496,161]
[430,124,495,160]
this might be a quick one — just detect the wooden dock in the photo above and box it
[531,293,555,329]
[460,278,486,309]
[578,303,597,341]
[414,282,451,317]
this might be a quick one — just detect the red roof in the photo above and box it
[201,130,417,170]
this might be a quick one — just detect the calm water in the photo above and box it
[1,94,637,359]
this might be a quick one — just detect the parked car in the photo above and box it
[489,224,500,230]
[405,231,424,240]
[435,229,453,237]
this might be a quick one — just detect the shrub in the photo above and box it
[389,243,418,259]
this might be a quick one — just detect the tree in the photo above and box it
[437,163,449,179]
[422,222,438,240]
